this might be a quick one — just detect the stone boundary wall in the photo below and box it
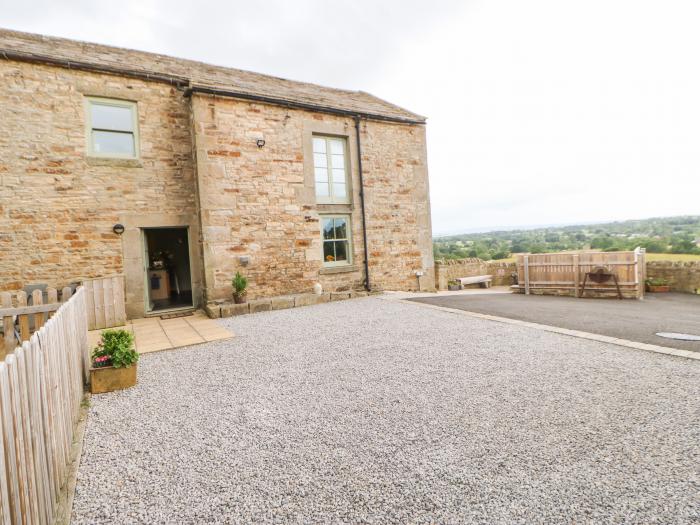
[646,261,700,294]
[434,259,516,290]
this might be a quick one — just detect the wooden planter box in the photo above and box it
[646,284,670,293]
[90,364,137,394]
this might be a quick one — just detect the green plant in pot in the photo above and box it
[232,272,248,304]
[90,329,139,394]
[447,280,461,291]
[645,277,670,293]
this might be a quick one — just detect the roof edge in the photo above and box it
[0,48,189,87]
[0,47,425,125]
[186,85,426,125]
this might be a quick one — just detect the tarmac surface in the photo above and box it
[409,292,700,352]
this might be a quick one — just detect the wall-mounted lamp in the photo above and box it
[256,139,266,148]
[112,223,125,235]
[239,255,251,267]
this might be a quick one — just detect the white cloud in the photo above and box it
[3,0,698,234]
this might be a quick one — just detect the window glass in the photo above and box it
[312,137,326,153]
[91,103,134,132]
[87,98,137,158]
[312,136,349,203]
[92,130,135,156]
[321,216,351,266]
[316,182,329,197]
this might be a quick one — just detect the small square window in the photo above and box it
[321,216,351,266]
[86,98,138,158]
[312,136,349,204]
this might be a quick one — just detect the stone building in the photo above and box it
[0,29,434,318]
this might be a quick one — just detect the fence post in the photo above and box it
[573,254,580,298]
[1,293,13,359]
[16,292,30,344]
[523,255,530,295]
[31,290,44,332]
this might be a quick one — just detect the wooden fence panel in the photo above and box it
[516,249,645,299]
[82,275,126,330]
[0,287,88,524]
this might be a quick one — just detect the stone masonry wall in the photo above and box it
[192,95,435,301]
[646,261,700,294]
[434,258,516,289]
[1,58,435,314]
[0,60,197,297]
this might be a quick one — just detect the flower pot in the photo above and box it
[447,284,461,291]
[90,364,137,394]
[233,293,247,304]
[647,285,670,293]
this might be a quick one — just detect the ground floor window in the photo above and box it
[321,215,351,266]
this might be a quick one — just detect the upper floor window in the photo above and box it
[313,136,349,204]
[86,98,139,158]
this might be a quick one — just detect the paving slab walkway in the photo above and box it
[72,298,699,524]
[87,310,233,354]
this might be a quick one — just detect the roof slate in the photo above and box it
[0,28,425,123]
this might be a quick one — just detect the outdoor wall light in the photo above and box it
[256,139,266,148]
[112,223,125,235]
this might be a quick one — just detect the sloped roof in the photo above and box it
[0,28,425,124]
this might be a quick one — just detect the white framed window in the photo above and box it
[313,135,349,204]
[321,215,351,266]
[85,98,139,158]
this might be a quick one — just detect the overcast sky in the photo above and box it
[3,0,699,235]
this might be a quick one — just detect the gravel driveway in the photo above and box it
[72,297,699,524]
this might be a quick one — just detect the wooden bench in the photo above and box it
[455,275,492,289]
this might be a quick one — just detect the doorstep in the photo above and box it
[87,310,233,354]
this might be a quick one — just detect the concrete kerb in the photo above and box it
[391,297,700,361]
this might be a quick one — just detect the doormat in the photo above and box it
[160,311,195,320]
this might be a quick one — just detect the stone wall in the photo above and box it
[646,261,700,294]
[0,57,435,317]
[434,258,516,289]
[192,95,434,301]
[0,59,199,318]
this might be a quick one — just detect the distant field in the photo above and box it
[645,253,700,262]
[484,253,700,264]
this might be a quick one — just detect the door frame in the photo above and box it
[119,213,203,320]
[142,226,194,314]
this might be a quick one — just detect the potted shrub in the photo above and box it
[90,329,139,394]
[447,280,461,291]
[232,271,248,304]
[645,277,670,293]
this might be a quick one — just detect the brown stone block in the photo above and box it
[330,291,352,301]
[249,299,272,313]
[204,303,221,319]
[271,296,295,310]
[221,303,249,317]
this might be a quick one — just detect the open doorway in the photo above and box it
[143,227,193,312]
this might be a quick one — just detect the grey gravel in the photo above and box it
[72,297,700,524]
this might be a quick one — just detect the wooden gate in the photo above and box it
[516,248,646,299]
[82,275,127,330]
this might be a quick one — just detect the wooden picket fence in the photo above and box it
[82,275,127,331]
[1,287,77,359]
[0,287,88,524]
[515,248,646,299]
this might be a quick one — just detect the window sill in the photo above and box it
[319,264,359,275]
[86,156,143,168]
